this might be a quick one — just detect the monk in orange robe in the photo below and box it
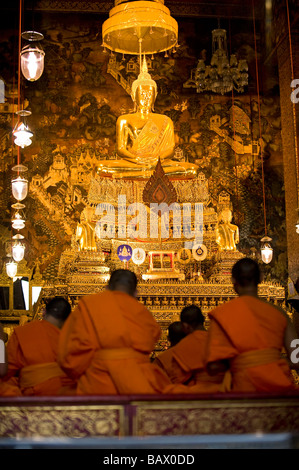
[162,305,225,394]
[2,297,76,396]
[153,321,186,377]
[0,324,21,396]
[58,269,171,395]
[205,257,299,393]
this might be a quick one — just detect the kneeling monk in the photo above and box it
[205,258,299,393]
[0,324,21,396]
[163,305,225,394]
[3,297,76,396]
[58,269,171,395]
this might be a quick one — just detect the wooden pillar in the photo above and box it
[276,23,299,283]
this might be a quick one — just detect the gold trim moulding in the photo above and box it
[39,281,285,300]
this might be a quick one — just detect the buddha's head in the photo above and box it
[131,57,157,111]
[135,84,156,111]
[219,208,233,223]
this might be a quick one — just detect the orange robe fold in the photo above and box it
[154,347,176,379]
[0,379,22,397]
[58,290,171,395]
[205,296,296,393]
[3,320,76,396]
[162,330,225,394]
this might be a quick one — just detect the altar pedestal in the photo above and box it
[142,250,185,281]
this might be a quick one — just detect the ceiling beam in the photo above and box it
[2,0,261,19]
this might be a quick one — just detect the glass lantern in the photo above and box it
[12,211,25,230]
[12,176,28,201]
[12,234,25,262]
[6,260,18,278]
[13,110,33,148]
[20,31,45,82]
[260,236,273,264]
[13,122,33,148]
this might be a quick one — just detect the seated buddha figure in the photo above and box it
[215,207,239,251]
[97,58,198,179]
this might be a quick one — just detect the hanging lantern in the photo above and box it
[12,176,28,201]
[12,234,25,262]
[6,260,18,278]
[296,220,299,234]
[20,31,45,82]
[12,211,25,230]
[260,236,273,264]
[12,241,25,262]
[13,110,33,148]
[13,123,33,148]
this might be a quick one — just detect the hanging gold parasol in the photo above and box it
[102,0,178,56]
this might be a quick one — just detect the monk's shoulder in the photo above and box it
[13,319,46,341]
[255,297,289,322]
[173,330,206,353]
[208,297,240,319]
[80,290,108,306]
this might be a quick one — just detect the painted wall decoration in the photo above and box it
[0,9,287,284]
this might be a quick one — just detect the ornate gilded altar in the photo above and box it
[0,165,289,352]
[21,167,287,353]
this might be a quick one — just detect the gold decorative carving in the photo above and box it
[0,405,125,438]
[133,400,299,436]
[143,159,177,206]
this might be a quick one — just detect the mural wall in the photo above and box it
[0,7,287,284]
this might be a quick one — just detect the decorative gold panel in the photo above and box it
[132,399,299,436]
[0,405,125,438]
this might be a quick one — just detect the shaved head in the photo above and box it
[180,305,205,328]
[45,297,71,322]
[167,321,186,346]
[232,258,261,288]
[108,269,138,297]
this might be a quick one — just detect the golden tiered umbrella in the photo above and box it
[102,0,178,57]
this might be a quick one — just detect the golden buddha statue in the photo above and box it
[97,58,198,179]
[215,207,239,251]
[76,206,98,251]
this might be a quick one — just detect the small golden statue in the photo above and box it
[215,207,239,251]
[97,57,198,179]
[76,206,98,251]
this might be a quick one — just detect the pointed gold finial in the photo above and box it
[131,55,157,100]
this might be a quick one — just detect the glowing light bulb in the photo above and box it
[27,51,39,80]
